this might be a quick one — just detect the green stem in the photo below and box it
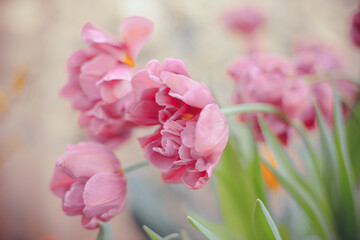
[221,103,281,116]
[124,160,150,173]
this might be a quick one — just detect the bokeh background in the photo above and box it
[0,0,359,239]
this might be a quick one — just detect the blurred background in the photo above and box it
[0,0,359,239]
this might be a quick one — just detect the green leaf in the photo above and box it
[261,159,335,240]
[187,216,220,240]
[214,134,258,239]
[143,225,163,240]
[258,117,335,239]
[186,208,241,240]
[142,225,179,240]
[258,117,321,204]
[332,87,358,239]
[252,199,282,240]
[96,222,115,240]
[346,101,360,180]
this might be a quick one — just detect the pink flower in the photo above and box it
[298,79,359,129]
[50,142,126,229]
[228,53,303,144]
[351,9,360,48]
[222,6,264,35]
[129,58,229,189]
[60,17,153,148]
[293,42,343,75]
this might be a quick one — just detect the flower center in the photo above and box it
[123,55,135,67]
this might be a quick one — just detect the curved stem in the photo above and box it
[124,160,150,173]
[221,103,281,116]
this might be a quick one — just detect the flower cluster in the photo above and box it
[60,17,153,149]
[51,17,229,229]
[228,44,358,145]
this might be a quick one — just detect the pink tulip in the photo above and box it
[228,53,301,144]
[50,142,126,229]
[129,58,229,189]
[222,6,264,35]
[60,17,153,148]
[351,9,360,48]
[293,42,343,75]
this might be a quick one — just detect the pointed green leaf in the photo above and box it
[214,134,257,239]
[261,159,335,240]
[186,208,241,240]
[332,87,358,239]
[258,117,321,203]
[143,225,164,240]
[96,222,115,240]
[252,199,282,240]
[346,101,360,180]
[187,216,220,240]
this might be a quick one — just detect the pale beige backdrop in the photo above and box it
[0,0,358,239]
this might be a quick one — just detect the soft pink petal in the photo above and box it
[81,53,118,77]
[131,70,162,100]
[128,100,162,126]
[81,23,121,46]
[97,66,132,103]
[146,59,162,78]
[181,120,196,148]
[83,172,126,218]
[120,16,154,60]
[59,142,120,181]
[50,164,76,198]
[82,215,100,229]
[144,141,176,171]
[161,72,215,108]
[62,182,85,216]
[162,58,190,77]
[194,104,229,156]
[182,170,208,189]
[162,166,186,183]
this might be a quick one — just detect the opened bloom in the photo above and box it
[60,17,153,148]
[293,42,343,75]
[129,58,229,189]
[228,53,304,144]
[50,142,126,229]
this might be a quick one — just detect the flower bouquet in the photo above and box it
[50,6,360,240]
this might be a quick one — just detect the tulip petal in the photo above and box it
[62,182,85,216]
[195,104,229,156]
[50,164,76,198]
[161,71,215,109]
[120,16,154,61]
[59,142,120,180]
[162,58,190,77]
[81,23,121,46]
[182,170,208,189]
[83,172,126,218]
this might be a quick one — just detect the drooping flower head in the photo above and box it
[128,58,229,189]
[60,17,153,148]
[351,8,360,48]
[50,142,126,229]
